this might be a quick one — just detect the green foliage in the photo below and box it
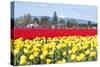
[52,11,58,24]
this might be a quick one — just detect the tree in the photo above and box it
[26,13,32,24]
[22,15,27,26]
[33,17,40,24]
[40,16,49,25]
[59,19,66,28]
[59,19,65,23]
[88,21,92,28]
[67,19,78,28]
[67,20,71,28]
[22,13,32,26]
[52,11,58,24]
[88,21,92,25]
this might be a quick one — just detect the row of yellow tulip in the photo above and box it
[11,36,97,65]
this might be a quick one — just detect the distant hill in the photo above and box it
[14,16,96,25]
[31,16,96,24]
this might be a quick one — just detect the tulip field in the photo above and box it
[11,28,97,65]
[11,28,97,39]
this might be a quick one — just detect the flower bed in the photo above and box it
[11,36,97,65]
[11,28,97,39]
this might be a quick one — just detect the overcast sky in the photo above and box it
[13,1,97,22]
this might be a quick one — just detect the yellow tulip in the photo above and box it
[90,51,96,57]
[49,43,56,49]
[29,54,34,60]
[27,45,31,49]
[77,53,85,61]
[56,60,62,64]
[34,51,39,57]
[71,54,76,60]
[34,47,40,52]
[68,50,72,54]
[62,51,67,56]
[14,49,19,56]
[23,48,29,54]
[46,59,52,64]
[43,50,48,56]
[90,47,94,51]
[42,45,48,50]
[20,55,27,65]
[18,37,23,41]
[83,44,88,49]
[40,54,45,59]
[72,46,78,53]
[61,43,67,48]
[62,59,66,63]
[49,50,54,55]
[36,43,41,47]
[77,56,81,61]
[57,44,62,49]
[25,39,29,44]
[85,50,90,55]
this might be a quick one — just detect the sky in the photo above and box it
[13,1,97,22]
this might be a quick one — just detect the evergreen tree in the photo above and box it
[88,21,92,28]
[52,11,58,24]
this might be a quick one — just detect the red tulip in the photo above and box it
[11,28,97,39]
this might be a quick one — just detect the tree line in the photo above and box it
[11,11,97,29]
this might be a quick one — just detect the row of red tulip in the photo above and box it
[11,28,97,39]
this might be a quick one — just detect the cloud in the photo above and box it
[59,15,66,18]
